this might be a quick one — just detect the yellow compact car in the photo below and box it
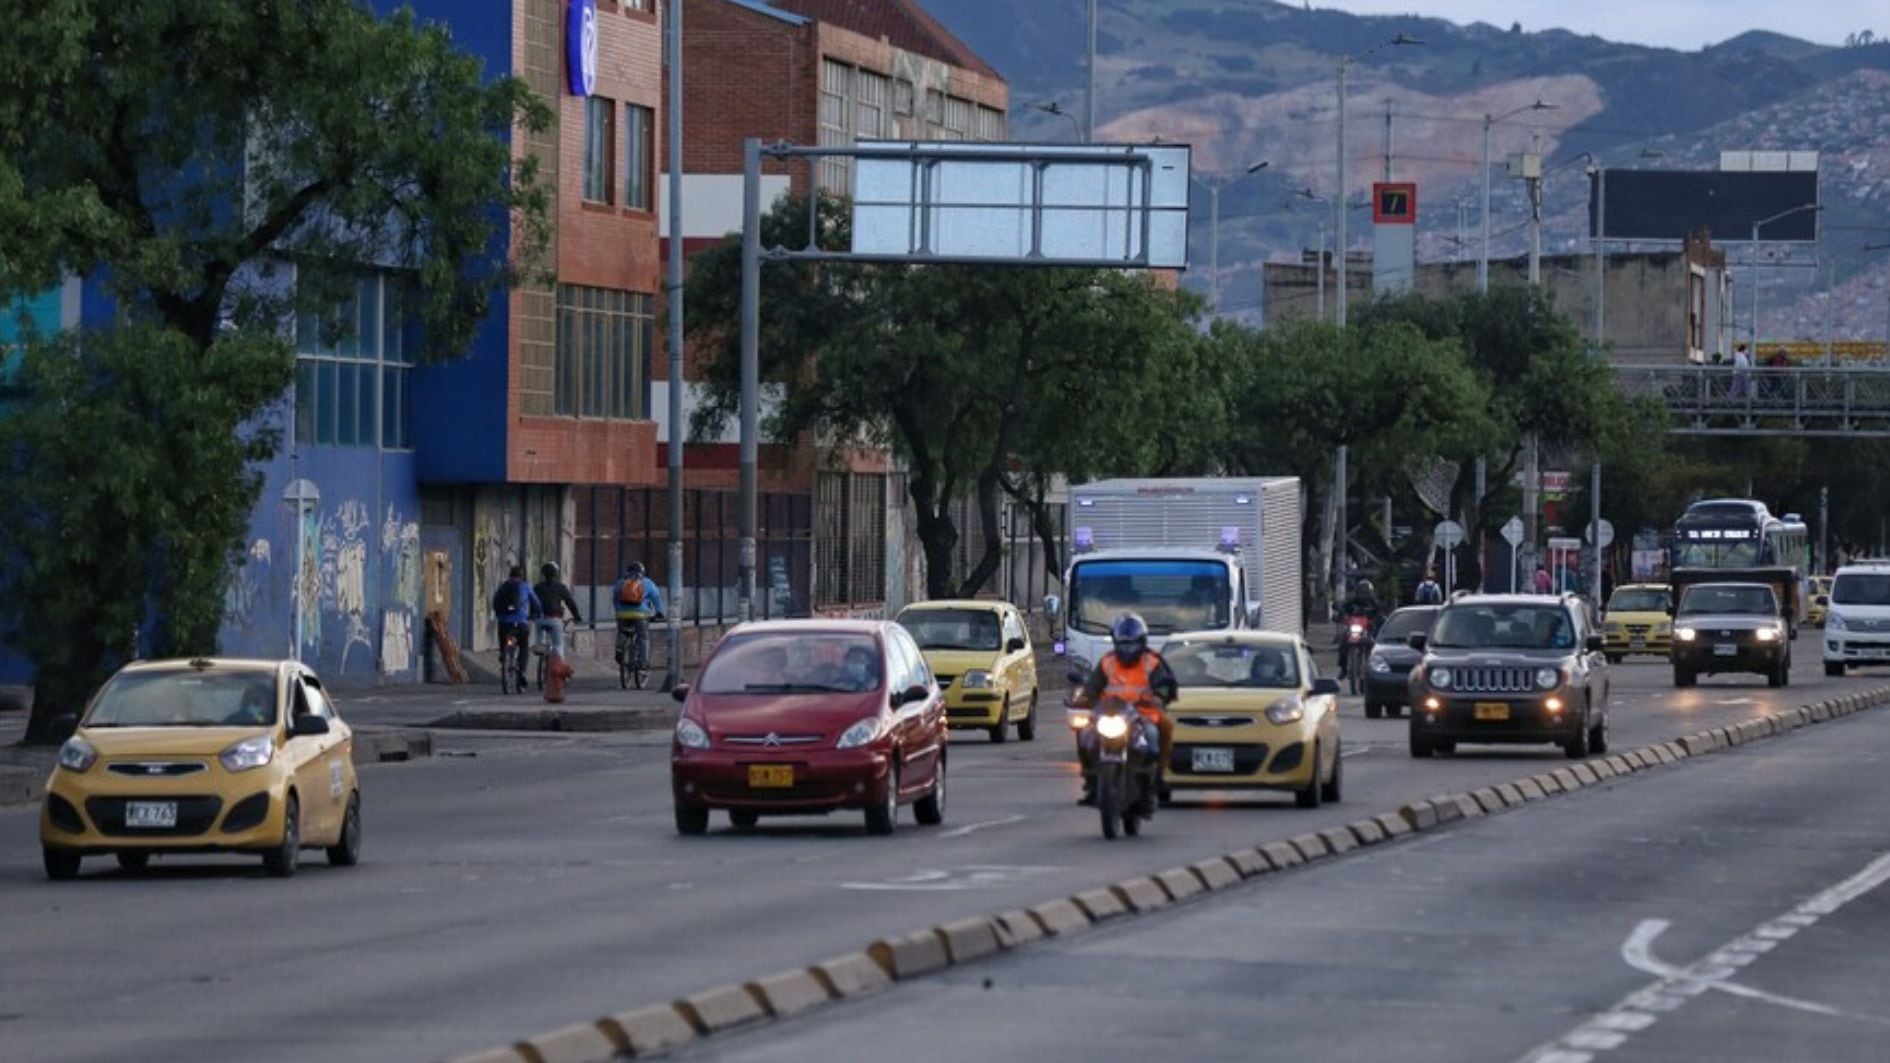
[896,600,1040,742]
[40,658,361,880]
[1807,576,1833,628]
[1601,584,1673,661]
[1161,631,1343,808]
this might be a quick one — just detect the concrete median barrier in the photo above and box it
[868,931,949,980]
[1516,777,1548,801]
[1319,828,1359,855]
[604,1003,698,1056]
[523,1020,621,1063]
[1192,857,1241,890]
[1113,877,1172,912]
[447,1047,530,1063]
[677,984,768,1034]
[1028,898,1092,938]
[1374,812,1413,838]
[747,969,833,1019]
[936,917,1003,964]
[1155,867,1204,901]
[1348,819,1387,846]
[1228,847,1273,877]
[1073,887,1127,922]
[1262,840,1305,867]
[1290,832,1332,861]
[1400,801,1439,830]
[994,909,1046,947]
[811,952,892,999]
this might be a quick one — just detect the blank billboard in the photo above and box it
[1591,170,1819,242]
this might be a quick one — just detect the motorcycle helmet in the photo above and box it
[625,561,645,578]
[541,562,561,582]
[1111,612,1150,663]
[1355,578,1376,601]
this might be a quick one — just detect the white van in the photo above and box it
[1822,561,1890,676]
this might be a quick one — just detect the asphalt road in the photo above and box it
[694,677,1890,1063]
[0,637,1881,1063]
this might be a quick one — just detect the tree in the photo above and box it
[684,195,1208,599]
[0,2,549,742]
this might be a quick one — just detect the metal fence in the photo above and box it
[1618,364,1890,436]
[573,487,812,627]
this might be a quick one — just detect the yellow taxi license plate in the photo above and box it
[1473,702,1510,721]
[747,765,794,788]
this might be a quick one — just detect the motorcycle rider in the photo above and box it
[1335,578,1382,680]
[1071,613,1177,808]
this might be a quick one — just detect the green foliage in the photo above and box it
[0,2,546,739]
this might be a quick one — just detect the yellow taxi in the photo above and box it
[1601,583,1673,661]
[1160,631,1343,808]
[1807,576,1833,628]
[40,658,361,880]
[895,600,1040,742]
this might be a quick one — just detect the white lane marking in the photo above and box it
[939,815,1026,839]
[1517,851,1890,1062]
[840,864,1059,892]
[1339,746,1370,759]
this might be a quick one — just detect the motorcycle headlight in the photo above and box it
[675,717,710,749]
[1367,652,1390,674]
[1755,626,1781,642]
[836,717,883,749]
[961,670,993,689]
[1095,713,1130,740]
[1676,627,1698,642]
[1826,614,1846,632]
[1265,699,1305,725]
[1430,666,1454,690]
[1535,667,1562,691]
[1347,623,1366,637]
[218,734,275,773]
[57,737,98,773]
[1067,710,1092,731]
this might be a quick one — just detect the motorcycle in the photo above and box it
[1068,694,1160,840]
[1341,614,1375,696]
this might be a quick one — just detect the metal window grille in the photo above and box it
[818,60,852,195]
[975,105,1006,142]
[555,285,652,419]
[855,70,888,142]
[816,472,848,605]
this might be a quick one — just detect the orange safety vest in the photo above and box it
[1099,653,1165,720]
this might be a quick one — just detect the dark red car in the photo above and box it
[670,620,948,836]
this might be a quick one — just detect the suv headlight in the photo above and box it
[836,717,883,749]
[1429,666,1453,690]
[219,734,275,773]
[675,718,710,749]
[1827,614,1846,632]
[961,670,993,689]
[57,737,98,773]
[1755,626,1781,642]
[1535,666,1562,690]
[1675,627,1698,642]
[1265,699,1306,725]
[1367,651,1390,674]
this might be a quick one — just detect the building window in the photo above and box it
[924,88,944,127]
[818,59,853,196]
[893,78,915,116]
[583,96,615,203]
[941,96,972,141]
[975,105,1006,142]
[855,70,888,142]
[624,104,653,211]
[294,270,415,450]
[623,0,651,10]
[555,284,653,420]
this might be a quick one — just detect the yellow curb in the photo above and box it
[747,969,834,1019]
[811,952,893,999]
[676,984,767,1035]
[603,1003,698,1057]
[1155,866,1205,900]
[1191,857,1241,890]
[936,917,1002,964]
[1112,877,1172,912]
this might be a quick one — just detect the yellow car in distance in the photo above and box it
[1601,584,1673,662]
[40,659,361,880]
[896,601,1040,742]
[1161,631,1343,808]
[1807,576,1833,628]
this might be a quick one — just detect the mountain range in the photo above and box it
[912,0,1890,338]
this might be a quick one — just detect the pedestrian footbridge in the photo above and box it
[1614,364,1890,437]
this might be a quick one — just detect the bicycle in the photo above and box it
[499,626,529,695]
[531,620,561,691]
[617,617,659,690]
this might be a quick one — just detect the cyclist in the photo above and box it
[531,562,584,660]
[491,565,543,687]
[612,562,665,674]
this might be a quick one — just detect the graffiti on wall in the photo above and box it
[381,610,414,675]
[224,538,273,633]
[297,505,322,656]
[384,505,422,610]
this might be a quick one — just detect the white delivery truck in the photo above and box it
[1046,477,1303,675]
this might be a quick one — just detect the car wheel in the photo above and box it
[1295,742,1324,808]
[1767,662,1785,688]
[264,795,301,878]
[1674,666,1696,688]
[674,804,709,836]
[1364,700,1383,720]
[1017,691,1039,742]
[115,851,150,874]
[1825,661,1846,677]
[914,753,946,826]
[327,794,362,867]
[1320,743,1343,803]
[1588,714,1609,755]
[865,763,898,836]
[989,698,1010,744]
[728,809,760,832]
[1409,729,1433,759]
[1564,715,1591,759]
[43,847,81,881]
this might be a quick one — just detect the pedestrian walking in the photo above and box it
[1533,564,1552,595]
[1731,342,1752,400]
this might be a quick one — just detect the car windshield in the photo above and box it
[1376,609,1437,641]
[897,609,1003,651]
[1164,642,1300,689]
[1608,589,1669,613]
[84,669,278,728]
[1430,604,1576,650]
[1679,586,1777,615]
[1673,538,1761,567]
[698,633,883,694]
[1068,559,1231,636]
[1832,574,1890,606]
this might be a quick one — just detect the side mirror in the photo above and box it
[1006,637,1027,653]
[897,684,930,706]
[289,714,331,738]
[1406,633,1427,652]
[1246,607,1263,628]
[1043,595,1061,619]
[670,684,690,704]
[1585,634,1606,653]
[51,714,79,742]
[1311,678,1341,697]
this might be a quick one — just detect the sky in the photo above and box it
[1314,1,1885,51]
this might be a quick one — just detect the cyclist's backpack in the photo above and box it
[493,580,522,615]
[618,578,646,606]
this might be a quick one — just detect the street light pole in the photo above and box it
[1194,161,1270,313]
[1478,100,1555,293]
[1085,0,1098,141]
[1749,203,1823,354]
[664,0,686,687]
[1030,101,1083,142]
[1333,33,1421,328]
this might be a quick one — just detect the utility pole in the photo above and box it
[737,139,761,623]
[1590,460,1603,604]
[1382,102,1393,182]
[1594,164,1607,348]
[1335,57,1349,328]
[1316,219,1327,321]
[1527,134,1542,286]
[1819,485,1830,575]
[663,0,686,687]
[1085,0,1097,141]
